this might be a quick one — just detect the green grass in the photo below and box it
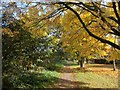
[76,72,118,88]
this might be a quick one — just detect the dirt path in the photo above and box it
[53,66,88,88]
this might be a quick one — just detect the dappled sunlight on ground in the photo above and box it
[63,64,118,78]
[52,64,118,88]
[53,74,90,88]
[85,64,118,78]
[53,66,90,88]
[57,64,118,78]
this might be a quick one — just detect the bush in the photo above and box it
[45,60,68,71]
[94,59,108,64]
[45,63,63,71]
[3,70,59,88]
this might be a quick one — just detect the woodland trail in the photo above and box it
[53,65,89,88]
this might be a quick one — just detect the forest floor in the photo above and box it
[52,63,118,88]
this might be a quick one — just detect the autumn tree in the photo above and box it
[29,1,120,50]
[2,2,68,88]
[18,1,120,67]
[2,2,68,71]
[3,1,120,69]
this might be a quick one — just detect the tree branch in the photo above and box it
[112,2,120,25]
[107,16,119,24]
[64,4,120,50]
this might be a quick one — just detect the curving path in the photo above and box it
[53,65,89,88]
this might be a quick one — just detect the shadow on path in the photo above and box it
[52,65,90,88]
[53,78,90,88]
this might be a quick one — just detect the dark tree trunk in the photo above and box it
[113,60,116,71]
[79,57,85,68]
[86,59,88,64]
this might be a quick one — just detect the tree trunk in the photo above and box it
[113,60,116,71]
[78,60,80,65]
[86,59,88,64]
[79,57,85,68]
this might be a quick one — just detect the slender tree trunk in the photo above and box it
[78,60,80,65]
[79,57,85,68]
[113,60,116,71]
[86,58,88,64]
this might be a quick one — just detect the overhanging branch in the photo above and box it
[112,2,120,25]
[64,4,120,50]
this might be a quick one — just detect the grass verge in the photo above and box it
[76,72,118,88]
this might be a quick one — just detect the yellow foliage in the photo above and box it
[108,49,120,60]
[30,29,48,37]
[2,28,19,37]
[98,50,107,57]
